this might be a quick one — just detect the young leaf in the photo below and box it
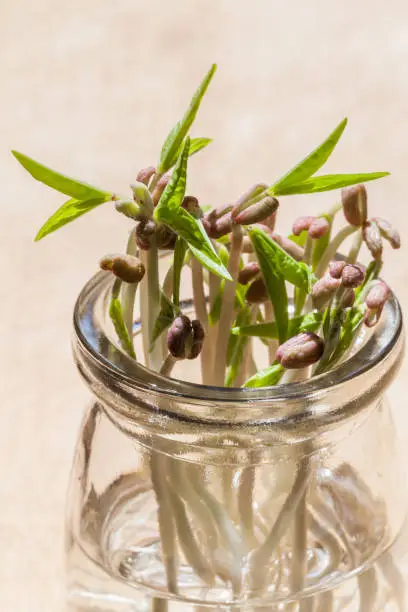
[109,297,136,358]
[271,118,348,193]
[188,137,213,157]
[170,137,213,168]
[35,195,109,241]
[273,172,389,196]
[158,64,217,172]
[172,237,188,307]
[12,151,111,200]
[288,231,307,247]
[248,227,313,293]
[155,137,190,217]
[249,229,289,343]
[243,363,284,388]
[232,311,323,338]
[155,139,231,280]
[150,291,178,349]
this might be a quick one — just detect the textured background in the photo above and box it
[1,1,408,609]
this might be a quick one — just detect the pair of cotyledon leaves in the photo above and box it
[12,63,388,284]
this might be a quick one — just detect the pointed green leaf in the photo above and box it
[273,172,389,196]
[270,118,348,193]
[35,195,109,241]
[188,137,213,157]
[12,150,111,200]
[243,363,284,388]
[109,297,136,358]
[288,231,307,247]
[170,137,213,169]
[158,64,217,172]
[248,227,314,293]
[173,237,188,307]
[155,139,231,281]
[155,137,190,216]
[249,228,289,343]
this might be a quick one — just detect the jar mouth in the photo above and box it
[73,271,404,409]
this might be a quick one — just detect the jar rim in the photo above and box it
[73,272,404,413]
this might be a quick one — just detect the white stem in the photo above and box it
[191,258,212,384]
[264,301,278,364]
[206,272,221,386]
[314,225,358,278]
[160,354,176,377]
[346,228,363,264]
[140,238,163,371]
[150,453,178,594]
[121,230,138,350]
[213,225,243,386]
[303,234,313,265]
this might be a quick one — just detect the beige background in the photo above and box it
[1,1,408,609]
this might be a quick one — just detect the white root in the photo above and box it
[237,465,257,549]
[185,464,244,595]
[149,453,179,594]
[168,461,233,584]
[167,486,216,586]
[357,566,379,612]
[377,550,406,612]
[247,457,311,594]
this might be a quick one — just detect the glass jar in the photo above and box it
[67,271,406,611]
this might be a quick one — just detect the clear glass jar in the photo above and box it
[67,271,407,611]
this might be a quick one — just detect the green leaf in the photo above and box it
[271,118,348,193]
[188,137,213,157]
[155,137,190,217]
[109,297,136,358]
[158,64,217,172]
[12,150,111,200]
[173,238,188,307]
[273,172,389,196]
[35,195,109,241]
[243,363,284,388]
[155,139,231,281]
[288,231,307,247]
[151,291,178,349]
[170,137,213,168]
[248,227,313,293]
[189,237,232,281]
[249,229,289,344]
[232,311,323,338]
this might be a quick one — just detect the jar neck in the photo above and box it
[73,272,404,443]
